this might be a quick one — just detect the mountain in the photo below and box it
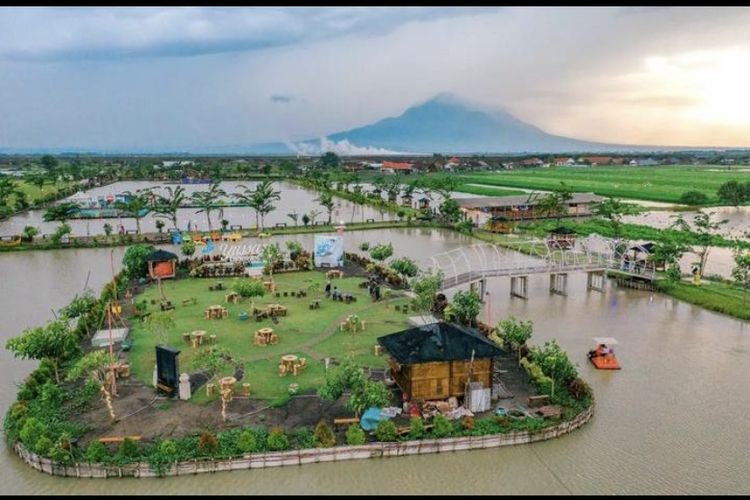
[307,93,640,154]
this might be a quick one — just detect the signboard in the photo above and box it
[155,345,181,396]
[313,235,344,268]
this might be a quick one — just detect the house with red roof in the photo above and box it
[382,161,414,175]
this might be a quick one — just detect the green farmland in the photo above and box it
[452,165,750,204]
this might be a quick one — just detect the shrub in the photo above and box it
[462,416,475,431]
[679,191,709,205]
[407,417,425,440]
[85,440,108,463]
[293,428,315,449]
[345,424,366,446]
[374,420,398,442]
[237,430,257,453]
[122,244,155,280]
[232,278,266,298]
[358,242,370,252]
[117,437,141,461]
[197,432,218,456]
[181,240,196,257]
[267,427,290,451]
[159,439,178,461]
[19,417,46,448]
[568,377,592,400]
[34,436,53,456]
[314,420,336,448]
[431,415,452,438]
[49,434,74,464]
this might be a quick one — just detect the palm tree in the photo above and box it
[234,184,260,230]
[287,210,300,227]
[191,182,226,231]
[152,185,185,230]
[316,191,335,224]
[43,202,78,224]
[385,176,401,203]
[114,189,152,234]
[253,180,281,231]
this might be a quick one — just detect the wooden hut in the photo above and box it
[547,226,577,249]
[485,215,514,234]
[145,249,179,280]
[377,322,504,402]
[401,193,414,208]
[417,197,431,210]
[625,242,663,272]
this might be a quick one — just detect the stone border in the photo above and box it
[12,404,593,479]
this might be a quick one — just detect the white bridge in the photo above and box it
[429,235,655,297]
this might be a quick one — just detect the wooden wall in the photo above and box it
[391,357,493,401]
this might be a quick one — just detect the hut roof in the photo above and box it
[145,249,179,262]
[377,322,504,365]
[549,226,576,234]
[456,193,602,210]
[629,242,655,252]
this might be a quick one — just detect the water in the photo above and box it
[0,181,394,237]
[0,228,748,494]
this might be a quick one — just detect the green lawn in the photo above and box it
[658,280,750,321]
[128,271,415,405]
[449,165,750,204]
[5,180,72,207]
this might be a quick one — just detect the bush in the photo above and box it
[407,417,424,440]
[122,244,155,280]
[679,191,709,205]
[374,420,398,442]
[345,424,366,446]
[237,430,258,453]
[20,417,45,448]
[314,420,336,448]
[34,435,53,456]
[293,428,315,449]
[117,437,141,461]
[267,427,290,451]
[181,240,196,257]
[431,415,452,438]
[462,416,475,431]
[358,242,370,252]
[197,432,218,456]
[232,278,266,298]
[159,439,178,461]
[85,440,108,463]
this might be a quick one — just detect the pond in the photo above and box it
[0,228,748,494]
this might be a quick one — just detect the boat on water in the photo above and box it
[588,337,621,370]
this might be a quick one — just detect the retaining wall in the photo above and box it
[13,404,593,479]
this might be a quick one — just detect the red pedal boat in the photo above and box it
[588,337,621,370]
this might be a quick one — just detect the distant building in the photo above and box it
[580,156,612,166]
[554,157,575,166]
[521,158,544,167]
[456,192,603,225]
[162,160,195,168]
[382,161,414,175]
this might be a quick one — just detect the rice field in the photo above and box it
[453,165,750,204]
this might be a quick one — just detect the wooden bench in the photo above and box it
[528,395,550,408]
[156,383,174,395]
[397,423,433,436]
[333,417,360,427]
[98,436,142,444]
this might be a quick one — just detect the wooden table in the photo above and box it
[191,330,206,348]
[281,354,298,372]
[256,327,274,345]
[266,304,287,316]
[206,305,228,320]
[219,376,237,392]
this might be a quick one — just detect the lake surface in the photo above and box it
[0,228,748,494]
[0,181,396,236]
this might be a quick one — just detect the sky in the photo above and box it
[1,6,750,151]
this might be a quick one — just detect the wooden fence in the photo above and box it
[13,404,593,479]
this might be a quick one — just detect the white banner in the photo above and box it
[313,235,344,267]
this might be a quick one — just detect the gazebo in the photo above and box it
[547,226,577,249]
[624,242,662,273]
[145,249,179,280]
[377,322,504,402]
[401,193,414,208]
[417,197,431,210]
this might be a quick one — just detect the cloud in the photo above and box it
[0,7,499,62]
[288,137,411,156]
[270,94,296,103]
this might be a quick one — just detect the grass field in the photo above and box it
[657,280,750,321]
[450,165,750,204]
[2,180,73,211]
[128,271,415,405]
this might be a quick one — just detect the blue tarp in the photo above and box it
[360,407,384,431]
[171,232,183,245]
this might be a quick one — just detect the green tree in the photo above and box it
[390,257,419,283]
[191,346,232,385]
[314,420,336,448]
[593,197,641,240]
[155,219,165,233]
[43,202,78,224]
[679,191,709,206]
[535,182,573,222]
[22,225,38,242]
[346,424,366,445]
[103,223,113,237]
[318,360,391,416]
[153,185,186,230]
[301,213,311,227]
[122,243,155,280]
[40,154,58,172]
[671,211,728,278]
[446,289,482,326]
[191,182,226,231]
[731,247,750,304]
[374,420,398,442]
[145,310,176,346]
[287,210,300,227]
[254,180,281,230]
[496,316,533,355]
[369,243,394,262]
[316,191,336,224]
[181,240,196,256]
[115,189,152,234]
[66,350,119,420]
[717,180,749,207]
[650,234,688,284]
[439,198,461,222]
[266,427,290,451]
[6,319,79,383]
[409,269,444,316]
[319,151,340,168]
